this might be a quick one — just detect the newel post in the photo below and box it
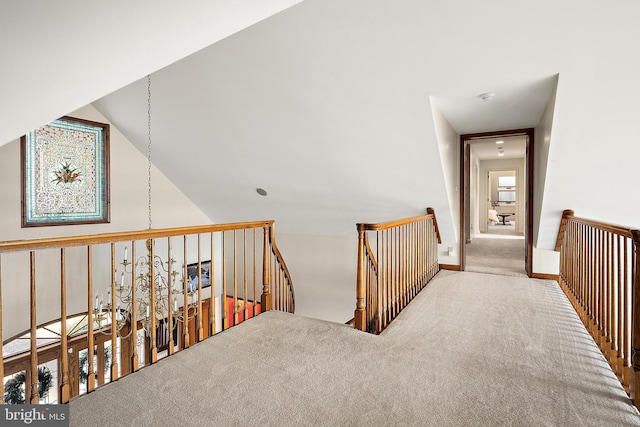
[555,209,574,252]
[631,229,640,408]
[261,225,273,311]
[426,207,442,244]
[354,226,367,332]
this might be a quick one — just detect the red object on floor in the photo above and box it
[225,297,261,327]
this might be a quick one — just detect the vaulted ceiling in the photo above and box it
[3,1,639,243]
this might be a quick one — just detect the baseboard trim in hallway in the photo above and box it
[531,272,560,281]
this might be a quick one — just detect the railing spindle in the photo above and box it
[167,238,175,354]
[86,246,95,394]
[182,236,190,347]
[130,241,139,372]
[261,226,272,312]
[59,248,70,403]
[196,234,203,342]
[210,232,216,336]
[253,229,257,317]
[110,243,118,381]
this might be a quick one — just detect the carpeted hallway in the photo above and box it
[69,270,640,426]
[466,223,526,277]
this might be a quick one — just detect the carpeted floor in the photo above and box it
[69,271,640,426]
[466,224,526,277]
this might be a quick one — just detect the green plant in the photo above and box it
[3,367,53,405]
[79,345,112,385]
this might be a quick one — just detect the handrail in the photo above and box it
[426,207,442,244]
[0,219,294,404]
[357,213,434,231]
[354,209,440,334]
[0,221,274,253]
[555,209,640,411]
[268,226,295,313]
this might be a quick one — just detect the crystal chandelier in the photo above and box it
[93,75,198,339]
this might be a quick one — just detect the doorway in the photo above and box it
[459,128,534,276]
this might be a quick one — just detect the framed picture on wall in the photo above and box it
[21,116,110,227]
[186,260,212,291]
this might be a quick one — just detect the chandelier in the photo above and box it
[93,75,198,340]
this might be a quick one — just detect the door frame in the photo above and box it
[459,128,534,276]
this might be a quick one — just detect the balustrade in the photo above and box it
[355,208,441,334]
[0,220,294,404]
[556,210,640,410]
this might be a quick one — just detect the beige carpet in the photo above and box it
[69,271,640,426]
[466,224,526,277]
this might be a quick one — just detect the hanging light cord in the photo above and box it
[147,75,153,231]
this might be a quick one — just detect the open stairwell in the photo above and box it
[69,270,640,426]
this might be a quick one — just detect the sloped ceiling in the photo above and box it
[4,1,640,243]
[0,0,303,146]
[92,1,564,237]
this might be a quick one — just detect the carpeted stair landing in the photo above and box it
[70,271,640,426]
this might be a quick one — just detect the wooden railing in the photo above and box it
[354,209,441,334]
[0,220,294,404]
[268,225,295,313]
[555,210,640,409]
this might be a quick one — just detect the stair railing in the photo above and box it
[268,224,295,313]
[354,208,441,334]
[555,210,640,409]
[0,220,294,404]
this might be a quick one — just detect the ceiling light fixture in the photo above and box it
[498,153,505,157]
[478,92,496,101]
[496,140,504,144]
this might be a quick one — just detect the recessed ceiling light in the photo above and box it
[498,153,505,157]
[496,140,504,144]
[256,188,268,196]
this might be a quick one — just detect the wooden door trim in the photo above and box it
[459,128,534,276]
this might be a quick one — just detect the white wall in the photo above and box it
[275,233,356,324]
[534,77,558,248]
[431,103,460,265]
[532,77,560,275]
[0,104,212,338]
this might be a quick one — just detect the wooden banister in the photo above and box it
[0,221,275,254]
[632,230,640,406]
[0,219,293,404]
[261,226,272,311]
[556,210,640,411]
[268,225,295,313]
[354,227,367,332]
[355,209,440,333]
[426,207,442,244]
[555,209,574,251]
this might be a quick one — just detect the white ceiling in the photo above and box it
[4,0,638,241]
[470,136,526,161]
[0,0,303,146]
[89,1,564,236]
